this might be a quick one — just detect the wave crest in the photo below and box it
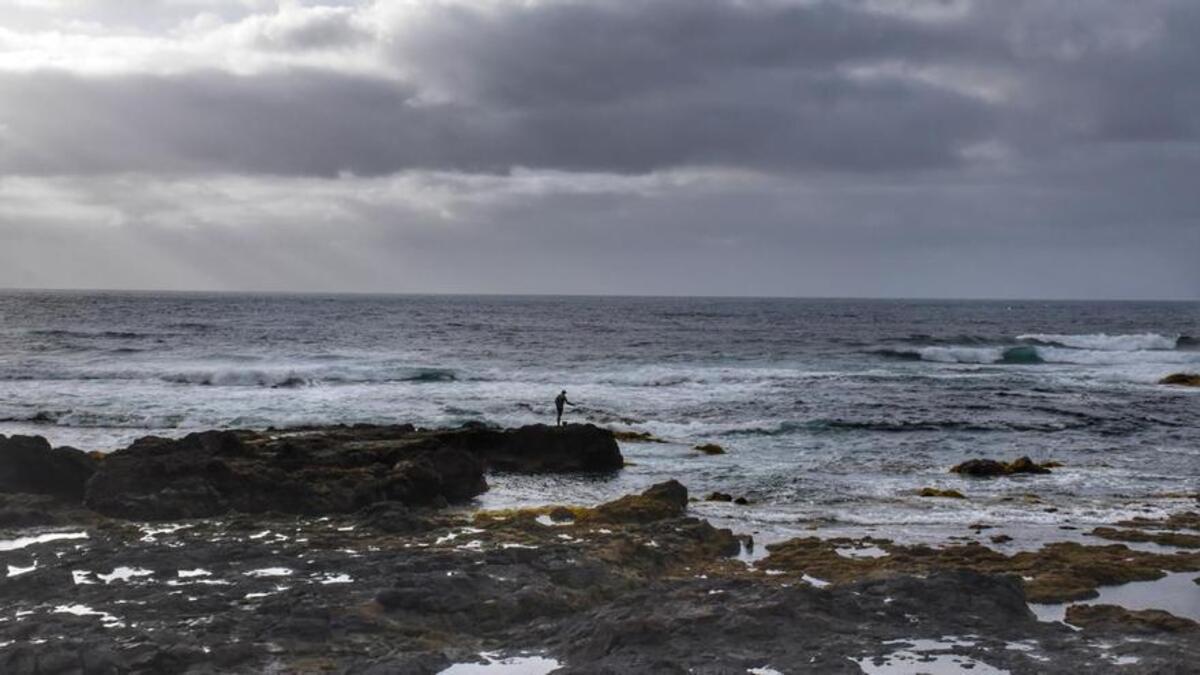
[1016,333,1180,351]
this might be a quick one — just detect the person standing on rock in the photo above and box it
[555,390,575,426]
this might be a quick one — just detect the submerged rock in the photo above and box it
[0,435,97,501]
[705,492,733,502]
[693,443,726,455]
[1159,372,1200,386]
[610,429,667,443]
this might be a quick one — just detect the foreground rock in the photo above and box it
[0,435,97,500]
[75,423,621,520]
[2,482,1199,673]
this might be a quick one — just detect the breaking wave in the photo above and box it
[873,344,1200,366]
[873,333,1197,365]
[873,346,1043,364]
[1016,333,1181,351]
[159,366,462,387]
[719,417,1069,436]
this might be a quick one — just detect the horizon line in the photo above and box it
[0,286,1196,304]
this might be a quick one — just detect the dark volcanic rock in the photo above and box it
[0,434,96,501]
[84,429,487,520]
[952,456,1052,477]
[81,423,622,520]
[473,423,622,473]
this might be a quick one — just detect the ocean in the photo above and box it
[1,291,1197,546]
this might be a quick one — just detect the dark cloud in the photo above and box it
[0,0,1197,299]
[2,1,1198,177]
[0,66,991,176]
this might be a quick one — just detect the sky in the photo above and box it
[0,0,1197,299]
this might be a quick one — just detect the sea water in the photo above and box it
[1,291,1197,543]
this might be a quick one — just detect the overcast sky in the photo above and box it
[0,0,1197,299]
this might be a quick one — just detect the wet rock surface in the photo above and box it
[1065,604,1199,635]
[2,441,1199,673]
[761,535,1200,603]
[80,423,620,520]
[951,456,1054,477]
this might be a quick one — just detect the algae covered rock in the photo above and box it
[1065,604,1199,634]
[1159,372,1200,386]
[918,487,966,499]
[592,480,688,523]
[1090,527,1200,549]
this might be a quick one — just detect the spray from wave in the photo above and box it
[872,333,1198,365]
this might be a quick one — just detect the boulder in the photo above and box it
[951,456,1052,477]
[0,435,97,501]
[693,443,725,455]
[705,492,733,502]
[471,424,623,473]
[950,459,1009,477]
[592,480,688,523]
[1007,456,1051,474]
[1159,373,1200,387]
[918,487,966,499]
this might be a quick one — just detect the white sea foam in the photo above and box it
[906,345,1199,366]
[438,652,561,675]
[1017,333,1179,351]
[0,532,88,551]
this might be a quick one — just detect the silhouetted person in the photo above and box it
[555,390,574,426]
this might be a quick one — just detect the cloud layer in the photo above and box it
[0,0,1197,298]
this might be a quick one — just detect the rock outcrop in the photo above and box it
[0,435,97,501]
[951,456,1052,477]
[83,429,486,520]
[469,423,622,473]
[82,423,622,520]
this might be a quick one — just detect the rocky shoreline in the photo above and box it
[2,425,1199,673]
